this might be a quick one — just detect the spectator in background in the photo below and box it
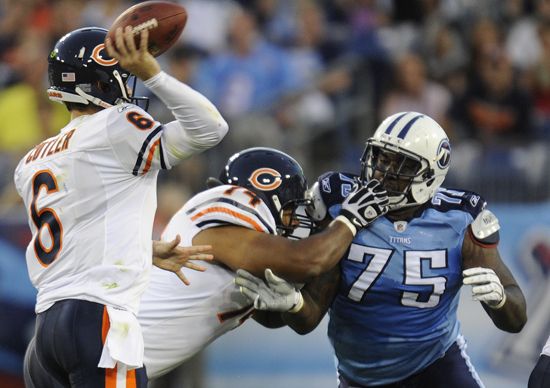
[451,45,534,146]
[192,5,305,164]
[337,0,391,111]
[0,31,70,209]
[0,31,69,156]
[193,5,303,120]
[421,23,470,99]
[49,0,87,41]
[449,42,542,197]
[526,21,550,139]
[79,0,136,31]
[276,0,353,177]
[176,0,237,54]
[249,0,298,46]
[379,51,454,140]
[467,18,503,76]
[505,0,550,75]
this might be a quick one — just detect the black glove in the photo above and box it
[337,180,389,235]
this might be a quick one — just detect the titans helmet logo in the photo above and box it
[437,139,451,169]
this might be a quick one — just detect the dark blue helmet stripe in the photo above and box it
[397,114,424,139]
[384,112,409,135]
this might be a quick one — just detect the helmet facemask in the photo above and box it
[361,142,433,210]
[276,198,313,237]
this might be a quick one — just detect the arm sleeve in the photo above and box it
[142,71,229,165]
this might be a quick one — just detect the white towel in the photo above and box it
[98,306,144,370]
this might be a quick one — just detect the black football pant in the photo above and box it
[24,299,147,388]
[529,354,550,388]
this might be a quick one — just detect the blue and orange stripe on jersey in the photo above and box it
[186,197,276,234]
[132,125,166,176]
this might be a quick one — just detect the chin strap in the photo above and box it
[75,87,113,109]
[114,70,129,101]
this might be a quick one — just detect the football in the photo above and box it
[106,1,187,57]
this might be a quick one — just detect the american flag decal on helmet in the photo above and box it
[62,73,75,82]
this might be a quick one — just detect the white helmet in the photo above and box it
[360,112,451,210]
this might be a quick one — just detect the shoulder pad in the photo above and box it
[185,185,277,234]
[431,187,487,218]
[307,171,358,221]
[306,182,328,222]
[318,171,357,207]
[470,209,500,246]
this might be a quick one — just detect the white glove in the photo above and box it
[337,180,390,235]
[234,269,304,313]
[463,267,506,309]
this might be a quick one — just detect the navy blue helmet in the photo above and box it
[218,147,311,236]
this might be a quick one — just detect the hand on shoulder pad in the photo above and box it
[463,267,506,308]
[336,180,389,235]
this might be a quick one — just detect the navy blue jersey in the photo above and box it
[326,184,487,386]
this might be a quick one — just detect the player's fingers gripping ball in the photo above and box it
[463,267,506,308]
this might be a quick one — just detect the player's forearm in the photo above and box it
[143,71,228,146]
[288,219,353,282]
[251,310,287,329]
[281,266,339,334]
[484,284,527,333]
[281,291,326,335]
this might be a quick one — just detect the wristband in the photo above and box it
[333,215,357,236]
[288,291,304,313]
[488,292,507,309]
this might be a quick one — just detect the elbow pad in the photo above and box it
[306,182,328,222]
[469,209,500,247]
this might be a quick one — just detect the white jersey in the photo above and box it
[139,184,277,379]
[542,336,550,357]
[14,71,228,316]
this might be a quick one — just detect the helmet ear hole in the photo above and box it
[98,81,110,93]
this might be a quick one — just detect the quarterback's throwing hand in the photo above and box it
[152,235,213,285]
[463,267,506,309]
[235,269,304,313]
[336,180,390,235]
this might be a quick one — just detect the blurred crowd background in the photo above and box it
[1,0,550,387]
[4,0,550,216]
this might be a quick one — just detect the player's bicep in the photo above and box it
[192,226,295,277]
[162,120,226,165]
